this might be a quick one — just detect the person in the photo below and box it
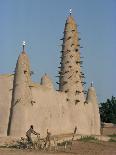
[26,125,39,144]
[44,129,51,149]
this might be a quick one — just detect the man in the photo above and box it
[44,129,51,149]
[26,125,39,144]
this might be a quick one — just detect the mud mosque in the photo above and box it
[0,11,100,137]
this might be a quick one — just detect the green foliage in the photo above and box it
[100,96,116,124]
[108,134,116,138]
[109,138,116,142]
[79,136,98,142]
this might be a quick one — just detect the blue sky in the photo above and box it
[0,0,116,102]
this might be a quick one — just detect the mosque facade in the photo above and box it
[0,13,100,137]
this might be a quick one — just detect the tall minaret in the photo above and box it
[58,10,85,104]
[8,41,32,136]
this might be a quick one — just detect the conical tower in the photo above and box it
[86,82,100,135]
[41,73,54,89]
[8,42,32,136]
[58,12,85,104]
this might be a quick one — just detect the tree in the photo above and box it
[100,96,116,124]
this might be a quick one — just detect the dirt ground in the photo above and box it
[0,141,116,155]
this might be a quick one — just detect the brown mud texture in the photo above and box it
[0,140,116,155]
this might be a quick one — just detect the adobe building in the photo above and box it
[0,12,100,137]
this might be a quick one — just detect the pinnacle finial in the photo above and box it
[69,8,72,16]
[91,81,94,87]
[22,41,26,51]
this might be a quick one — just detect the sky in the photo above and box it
[0,0,116,102]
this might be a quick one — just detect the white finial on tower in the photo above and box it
[23,41,26,46]
[69,8,72,15]
[91,81,94,87]
[22,41,26,51]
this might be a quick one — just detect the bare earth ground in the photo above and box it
[0,141,116,155]
[0,127,116,155]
